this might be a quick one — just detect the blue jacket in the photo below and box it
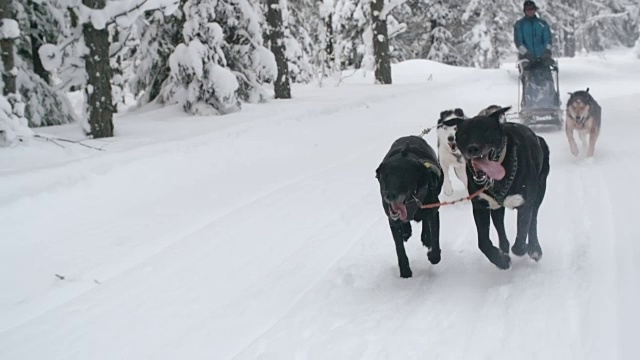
[514,16,552,58]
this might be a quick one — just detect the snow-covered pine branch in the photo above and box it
[379,0,408,18]
[574,10,631,35]
[0,19,20,39]
[0,94,32,147]
[77,0,179,30]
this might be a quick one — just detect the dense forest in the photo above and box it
[1,0,638,144]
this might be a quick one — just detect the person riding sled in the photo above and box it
[514,1,558,109]
[514,0,554,67]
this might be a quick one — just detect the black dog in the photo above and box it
[376,136,444,278]
[455,107,550,269]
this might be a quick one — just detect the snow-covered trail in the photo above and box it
[1,53,639,359]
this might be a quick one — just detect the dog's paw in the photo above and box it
[570,145,579,156]
[511,242,527,257]
[527,243,543,262]
[399,268,413,278]
[493,253,511,270]
[427,249,441,265]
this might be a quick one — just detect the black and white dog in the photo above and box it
[376,136,444,278]
[436,108,468,196]
[455,107,550,270]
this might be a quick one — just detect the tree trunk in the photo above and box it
[370,0,392,84]
[563,21,576,58]
[324,14,334,73]
[0,0,17,95]
[267,0,291,99]
[82,0,113,138]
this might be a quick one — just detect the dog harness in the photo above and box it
[403,158,443,215]
[422,158,442,178]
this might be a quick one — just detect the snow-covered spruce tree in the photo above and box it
[266,0,291,98]
[388,1,430,60]
[573,0,637,53]
[542,0,580,57]
[279,0,315,83]
[216,0,276,103]
[44,0,177,135]
[425,2,463,65]
[458,0,513,69]
[1,0,32,146]
[163,0,276,114]
[0,93,32,146]
[1,0,18,95]
[321,0,336,77]
[162,0,242,114]
[332,0,368,69]
[331,0,406,82]
[131,6,184,105]
[109,24,128,112]
[12,0,76,127]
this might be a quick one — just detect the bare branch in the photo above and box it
[31,134,107,151]
[575,11,630,34]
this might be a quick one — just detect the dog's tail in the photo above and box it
[537,136,550,175]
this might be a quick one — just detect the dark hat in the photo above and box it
[523,0,538,9]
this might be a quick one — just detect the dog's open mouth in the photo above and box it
[388,201,408,221]
[469,151,506,181]
[448,142,457,152]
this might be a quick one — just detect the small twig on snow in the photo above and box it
[33,134,107,151]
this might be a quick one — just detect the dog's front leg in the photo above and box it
[389,220,412,278]
[454,164,468,193]
[442,161,454,196]
[473,207,511,270]
[578,130,588,153]
[566,120,579,156]
[511,205,533,257]
[421,210,441,264]
[587,126,599,157]
[490,207,510,254]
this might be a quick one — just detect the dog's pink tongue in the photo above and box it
[391,202,408,221]
[472,158,506,180]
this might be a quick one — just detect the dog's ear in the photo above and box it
[400,141,410,157]
[586,87,590,93]
[375,163,384,179]
[567,92,573,96]
[488,106,511,122]
[454,108,465,118]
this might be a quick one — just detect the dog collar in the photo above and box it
[485,145,518,205]
[490,136,508,163]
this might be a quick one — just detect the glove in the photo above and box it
[542,49,552,59]
[518,45,528,56]
[524,52,535,62]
